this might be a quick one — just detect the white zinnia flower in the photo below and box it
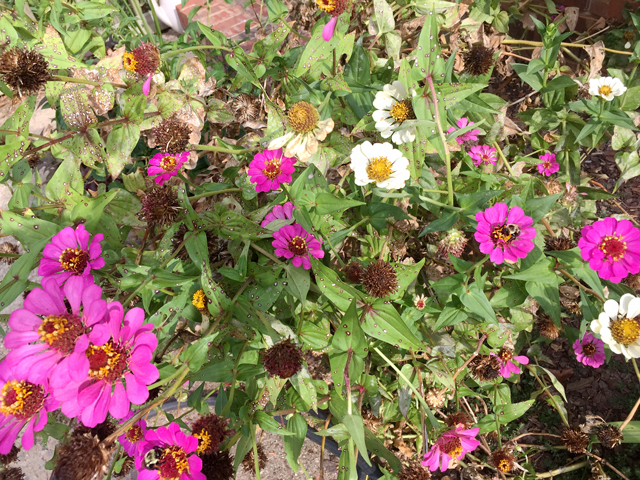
[268,101,334,162]
[372,81,417,145]
[591,293,640,359]
[350,141,410,190]
[588,77,627,101]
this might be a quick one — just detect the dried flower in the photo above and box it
[536,314,561,340]
[362,260,398,298]
[445,412,474,430]
[561,426,589,453]
[468,355,501,382]
[200,450,234,480]
[0,47,51,98]
[399,461,431,480]
[0,243,19,265]
[0,467,24,480]
[424,388,446,409]
[0,445,19,466]
[596,425,623,449]
[192,414,232,455]
[414,294,428,310]
[139,185,181,227]
[263,338,303,378]
[230,93,261,123]
[438,229,468,258]
[241,442,267,473]
[626,273,640,292]
[114,455,135,478]
[573,332,605,368]
[544,178,563,195]
[193,289,208,314]
[152,116,192,154]
[344,261,363,283]
[52,429,111,480]
[125,42,160,76]
[463,45,494,76]
[490,449,516,473]
[545,236,575,251]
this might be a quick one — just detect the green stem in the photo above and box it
[250,421,262,480]
[130,0,154,38]
[620,63,639,107]
[0,278,19,296]
[249,243,282,264]
[501,39,632,56]
[147,366,184,390]
[493,141,516,177]
[147,0,164,43]
[419,195,462,212]
[221,342,248,416]
[52,74,127,89]
[103,445,122,480]
[535,461,589,478]
[426,75,453,206]
[527,365,569,426]
[188,188,241,202]
[163,45,233,58]
[0,253,20,258]
[632,358,640,384]
[189,143,261,154]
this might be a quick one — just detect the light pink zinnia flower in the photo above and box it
[573,332,605,368]
[38,224,105,285]
[468,145,497,166]
[118,415,148,457]
[248,148,296,193]
[261,202,296,228]
[0,362,59,454]
[136,423,206,480]
[447,118,481,145]
[272,223,324,269]
[147,152,188,185]
[474,203,537,264]
[4,276,109,386]
[537,152,560,176]
[421,425,480,472]
[578,217,640,283]
[493,348,529,378]
[54,304,159,427]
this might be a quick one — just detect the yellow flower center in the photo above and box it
[611,317,640,346]
[160,155,178,172]
[366,156,392,182]
[195,430,212,455]
[59,247,89,274]
[316,0,336,13]
[498,348,513,362]
[263,159,282,180]
[192,289,207,312]
[125,425,143,443]
[497,458,511,472]
[287,102,319,134]
[598,85,613,97]
[86,341,127,381]
[157,446,190,480]
[442,437,463,459]
[37,314,84,354]
[123,52,138,73]
[599,234,626,261]
[0,380,45,420]
[389,99,415,123]
[288,236,308,256]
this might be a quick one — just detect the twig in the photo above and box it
[558,269,604,302]
[535,459,588,478]
[620,395,640,431]
[541,218,555,237]
[585,451,631,480]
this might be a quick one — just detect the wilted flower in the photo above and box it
[474,203,537,265]
[230,93,261,123]
[0,445,19,466]
[537,152,560,176]
[192,289,208,314]
[114,455,135,478]
[350,141,410,190]
[123,42,161,96]
[597,425,623,449]
[561,426,589,453]
[421,425,480,472]
[139,185,180,227]
[0,243,19,265]
[316,0,349,41]
[0,47,51,98]
[343,261,363,283]
[148,151,188,185]
[272,223,324,269]
[490,449,516,473]
[248,149,296,193]
[152,116,192,154]
[536,314,561,340]
[493,348,529,378]
[372,81,417,144]
[467,355,501,382]
[0,467,24,480]
[362,260,398,298]
[544,178,563,195]
[468,145,497,167]
[118,417,148,458]
[200,450,234,480]
[241,442,267,473]
[399,461,431,480]
[261,202,296,228]
[414,294,428,310]
[263,338,303,378]
[591,294,640,359]
[545,235,575,251]
[52,428,112,480]
[38,224,105,285]
[578,217,640,283]
[192,415,231,456]
[463,45,494,76]
[424,388,446,409]
[437,229,468,258]
[588,77,627,101]
[447,118,481,145]
[573,332,605,368]
[445,412,474,430]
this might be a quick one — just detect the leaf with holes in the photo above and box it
[362,300,423,350]
[0,138,31,179]
[295,13,349,78]
[105,124,139,178]
[389,259,425,300]
[416,9,445,78]
[332,299,367,356]
[435,82,486,110]
[39,25,82,69]
[0,96,35,141]
[494,399,535,425]
[60,86,97,130]
[311,258,365,312]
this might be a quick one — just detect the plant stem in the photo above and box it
[526,365,569,426]
[163,45,233,58]
[426,75,453,206]
[250,421,262,480]
[536,460,588,478]
[249,243,282,264]
[190,143,261,154]
[147,0,164,43]
[419,195,461,212]
[188,188,242,202]
[52,75,127,89]
[620,394,640,432]
[130,0,154,38]
[493,141,516,177]
[221,342,248,416]
[501,39,632,56]
[558,269,604,302]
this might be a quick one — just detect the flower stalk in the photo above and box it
[426,74,454,206]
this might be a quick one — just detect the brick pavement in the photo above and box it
[176,0,267,41]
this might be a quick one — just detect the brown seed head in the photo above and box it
[399,461,431,480]
[200,450,234,480]
[545,236,575,252]
[0,445,19,466]
[625,273,640,293]
[362,260,398,298]
[445,412,474,430]
[241,442,268,473]
[53,429,111,480]
[131,42,160,76]
[231,93,261,124]
[596,425,623,449]
[544,179,563,195]
[139,185,180,227]
[463,45,494,76]
[0,467,25,480]
[561,426,589,453]
[536,313,561,340]
[490,449,516,473]
[424,388,446,409]
[263,338,303,378]
[437,228,468,258]
[343,261,363,283]
[0,47,51,97]
[152,116,191,154]
[468,355,501,382]
[560,297,582,314]
[192,414,232,455]
[114,455,135,478]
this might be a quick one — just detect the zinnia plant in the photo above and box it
[272,223,324,269]
[422,425,480,472]
[248,149,296,193]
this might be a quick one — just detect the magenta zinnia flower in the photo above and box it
[272,223,324,269]
[4,276,109,386]
[578,217,640,283]
[136,423,206,480]
[261,202,296,228]
[421,425,480,472]
[474,203,536,264]
[118,415,149,458]
[493,348,529,378]
[468,145,497,166]
[38,224,105,285]
[447,118,481,145]
[573,332,605,368]
[0,362,59,454]
[248,148,295,193]
[54,304,159,427]
[148,151,188,185]
[537,152,560,176]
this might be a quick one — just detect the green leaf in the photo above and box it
[342,414,371,466]
[460,282,497,324]
[494,399,535,424]
[0,238,47,311]
[0,212,59,250]
[59,86,96,130]
[419,212,459,236]
[254,411,294,435]
[285,265,310,303]
[505,257,556,284]
[315,193,365,215]
[105,124,139,178]
[372,0,395,35]
[283,413,307,472]
[332,299,367,355]
[295,14,349,78]
[537,366,567,402]
[290,366,317,412]
[526,280,561,322]
[621,85,640,111]
[41,25,82,69]
[540,75,577,93]
[525,194,562,223]
[70,189,118,230]
[362,300,423,350]
[609,421,640,443]
[457,190,503,213]
[490,280,528,309]
[0,138,31,178]
[433,306,467,330]
[0,96,35,141]
[416,8,445,78]
[312,258,364,311]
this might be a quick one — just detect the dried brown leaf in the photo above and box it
[586,41,605,80]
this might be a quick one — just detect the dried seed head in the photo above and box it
[287,101,319,134]
[536,313,561,340]
[130,42,160,76]
[399,461,431,480]
[0,467,25,480]
[625,273,640,293]
[241,442,268,473]
[362,260,398,298]
[424,388,446,409]
[52,429,111,480]
[545,236,575,252]
[596,425,623,449]
[437,228,468,258]
[152,116,192,154]
[114,455,135,478]
[0,445,19,466]
[200,450,234,480]
[138,185,180,227]
[263,338,303,378]
[468,355,501,382]
[0,47,51,98]
[463,45,494,76]
[230,93,261,124]
[343,261,363,283]
[445,412,474,430]
[560,297,582,314]
[0,242,19,265]
[561,426,589,453]
[490,449,516,473]
[544,179,564,195]
[192,414,232,455]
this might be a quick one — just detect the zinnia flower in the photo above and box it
[421,425,480,472]
[316,0,348,41]
[578,217,640,283]
[588,77,627,101]
[591,294,640,359]
[122,42,161,96]
[0,362,59,454]
[53,303,159,427]
[493,348,529,378]
[468,145,497,167]
[573,332,605,368]
[268,101,334,162]
[372,81,417,145]
[4,276,109,386]
[349,141,410,190]
[118,416,148,458]
[474,203,537,264]
[147,152,188,185]
[136,423,206,480]
[272,223,324,269]
[537,152,560,176]
[414,294,428,310]
[38,224,105,285]
[248,149,296,193]
[261,202,296,228]
[447,118,481,145]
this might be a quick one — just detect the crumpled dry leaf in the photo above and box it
[564,7,579,32]
[586,40,605,80]
[177,57,216,97]
[96,45,126,70]
[521,11,537,31]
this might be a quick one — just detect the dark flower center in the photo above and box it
[498,348,513,362]
[157,446,189,480]
[599,234,626,261]
[86,341,129,382]
[126,425,143,443]
[0,380,45,420]
[288,236,308,256]
[441,437,463,459]
[59,247,89,274]
[262,159,282,180]
[490,225,519,246]
[582,342,597,356]
[160,155,178,172]
[38,314,84,354]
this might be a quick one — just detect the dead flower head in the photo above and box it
[152,116,192,154]
[0,242,19,265]
[561,426,589,453]
[200,450,234,480]
[490,448,516,473]
[536,313,561,340]
[596,425,623,449]
[545,236,575,252]
[362,260,398,298]
[241,442,268,473]
[0,468,25,480]
[52,428,112,480]
[230,93,261,124]
[0,47,52,98]
[263,338,303,378]
[463,45,494,76]
[468,354,501,382]
[192,414,233,455]
[138,184,180,227]
[343,261,363,283]
[399,460,431,480]
[424,388,446,409]
[0,445,19,466]
[445,412,474,430]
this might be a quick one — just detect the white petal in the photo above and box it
[619,294,636,316]
[627,344,640,358]
[391,81,407,99]
[268,132,294,150]
[380,129,393,139]
[372,109,390,122]
[604,300,619,320]
[373,95,394,111]
[391,130,404,144]
[609,342,623,355]
[591,319,602,333]
[627,297,640,318]
[306,136,319,156]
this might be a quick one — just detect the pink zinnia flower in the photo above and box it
[0,362,59,454]
[272,223,324,269]
[136,423,206,480]
[447,118,481,145]
[537,152,560,177]
[54,304,159,427]
[474,203,537,264]
[493,348,529,378]
[38,224,105,285]
[248,148,295,193]
[4,276,109,386]
[573,332,605,368]
[261,202,296,228]
[147,152,188,185]
[578,217,640,283]
[118,415,148,457]
[468,145,497,166]
[421,425,480,472]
